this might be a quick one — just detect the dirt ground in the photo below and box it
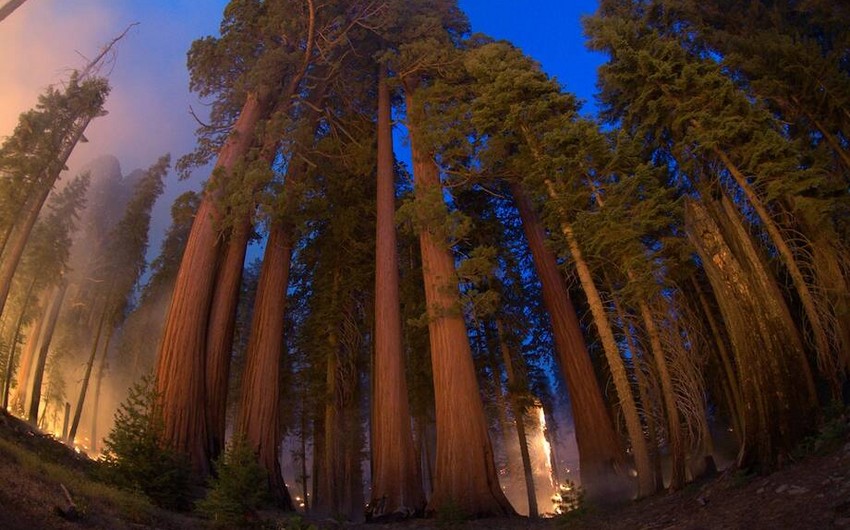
[1,409,848,530]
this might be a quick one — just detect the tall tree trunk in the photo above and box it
[511,182,625,499]
[406,87,513,518]
[2,277,36,410]
[0,114,92,320]
[710,145,836,393]
[611,296,664,493]
[10,293,45,414]
[0,0,28,24]
[67,305,109,445]
[691,276,745,434]
[237,222,294,510]
[155,93,265,474]
[635,298,686,491]
[543,181,653,498]
[496,320,538,518]
[370,66,424,516]
[89,328,114,454]
[205,220,251,462]
[27,282,66,425]
[685,198,816,469]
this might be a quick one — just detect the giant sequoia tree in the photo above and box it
[26,0,842,519]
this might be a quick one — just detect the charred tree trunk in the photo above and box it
[2,277,36,410]
[27,282,66,425]
[155,93,266,474]
[370,66,425,515]
[237,222,294,510]
[406,87,513,517]
[511,182,625,499]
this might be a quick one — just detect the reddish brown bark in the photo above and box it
[406,89,513,518]
[510,183,625,499]
[205,220,251,461]
[370,68,425,516]
[237,222,294,509]
[155,93,265,474]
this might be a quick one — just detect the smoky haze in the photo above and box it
[0,0,228,259]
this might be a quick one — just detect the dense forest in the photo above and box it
[0,0,848,524]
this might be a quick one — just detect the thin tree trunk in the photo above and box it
[612,296,663,493]
[636,298,686,491]
[406,87,513,518]
[0,114,92,321]
[89,328,114,454]
[237,222,294,510]
[496,320,538,518]
[155,93,265,474]
[2,277,36,409]
[371,66,424,516]
[10,293,45,414]
[27,282,66,425]
[67,305,109,445]
[0,0,28,24]
[511,182,625,499]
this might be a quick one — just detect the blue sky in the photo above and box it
[0,0,601,249]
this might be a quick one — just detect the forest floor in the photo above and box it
[0,408,848,530]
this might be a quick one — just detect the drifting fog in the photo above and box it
[0,0,228,254]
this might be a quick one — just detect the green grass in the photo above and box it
[0,436,158,525]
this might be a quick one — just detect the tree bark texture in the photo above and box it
[407,91,514,517]
[685,198,817,469]
[370,67,425,516]
[511,182,625,499]
[712,146,836,394]
[155,93,265,474]
[205,219,251,462]
[236,222,294,510]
